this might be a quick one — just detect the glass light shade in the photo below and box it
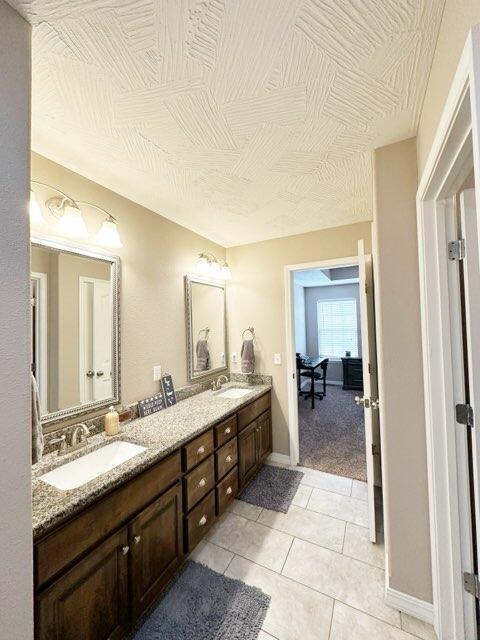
[29,190,46,225]
[221,263,232,281]
[95,218,123,248]
[196,255,210,275]
[56,204,89,238]
[209,260,222,279]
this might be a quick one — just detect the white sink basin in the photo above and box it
[40,441,147,491]
[215,387,252,399]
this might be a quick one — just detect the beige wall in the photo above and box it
[31,153,225,421]
[0,2,33,637]
[417,0,480,175]
[226,222,372,456]
[373,138,432,603]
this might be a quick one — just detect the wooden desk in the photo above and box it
[298,356,328,410]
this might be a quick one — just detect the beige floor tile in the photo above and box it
[300,468,353,496]
[401,613,437,640]
[227,498,263,521]
[351,479,368,501]
[207,512,293,572]
[282,538,400,627]
[226,555,334,640]
[292,484,313,508]
[307,487,369,527]
[343,522,385,569]
[188,540,234,574]
[258,505,345,552]
[330,602,417,639]
[258,631,279,640]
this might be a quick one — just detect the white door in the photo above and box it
[357,240,381,542]
[80,278,112,403]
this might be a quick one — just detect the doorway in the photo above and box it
[285,242,382,543]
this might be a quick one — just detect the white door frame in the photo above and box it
[416,25,480,640]
[31,271,48,413]
[284,255,361,467]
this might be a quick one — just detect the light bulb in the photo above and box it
[196,255,210,275]
[210,260,222,279]
[221,263,232,281]
[56,204,88,238]
[95,218,123,248]
[29,190,46,225]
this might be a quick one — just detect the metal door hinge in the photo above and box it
[456,403,474,428]
[372,444,380,456]
[464,572,480,599]
[448,239,466,261]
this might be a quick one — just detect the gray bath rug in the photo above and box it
[239,464,303,513]
[132,561,270,640]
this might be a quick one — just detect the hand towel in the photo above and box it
[31,373,44,464]
[196,339,210,371]
[241,339,255,374]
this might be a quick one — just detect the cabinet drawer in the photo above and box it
[216,467,238,516]
[214,415,237,448]
[183,455,215,512]
[238,392,271,431]
[216,438,238,480]
[186,491,216,552]
[182,429,214,472]
[35,451,181,590]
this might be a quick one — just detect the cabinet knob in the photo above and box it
[133,535,141,545]
[225,455,232,463]
[197,445,205,455]
[199,515,207,527]
[121,545,130,555]
[225,427,231,434]
[198,477,206,488]
[226,486,232,496]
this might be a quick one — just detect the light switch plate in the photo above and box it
[274,353,281,365]
[153,365,162,381]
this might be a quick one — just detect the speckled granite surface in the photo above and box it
[32,383,271,540]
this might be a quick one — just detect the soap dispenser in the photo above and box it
[105,406,120,436]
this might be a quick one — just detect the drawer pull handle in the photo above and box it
[225,427,231,434]
[197,445,205,455]
[226,486,233,496]
[225,455,232,463]
[133,536,141,545]
[198,477,207,488]
[199,515,207,527]
[121,545,130,556]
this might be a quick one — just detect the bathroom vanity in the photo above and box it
[33,387,271,640]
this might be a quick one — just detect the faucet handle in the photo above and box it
[50,435,67,455]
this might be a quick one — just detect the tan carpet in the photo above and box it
[298,384,367,482]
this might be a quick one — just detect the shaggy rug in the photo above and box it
[298,384,367,481]
[238,464,304,513]
[132,561,270,640]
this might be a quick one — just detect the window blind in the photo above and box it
[317,298,358,358]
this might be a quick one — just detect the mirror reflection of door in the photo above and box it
[31,272,48,414]
[79,277,113,404]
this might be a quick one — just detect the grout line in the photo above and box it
[341,521,347,554]
[223,552,236,575]
[280,535,295,574]
[327,599,337,640]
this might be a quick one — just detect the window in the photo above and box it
[317,298,358,358]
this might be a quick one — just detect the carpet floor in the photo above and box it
[298,384,367,481]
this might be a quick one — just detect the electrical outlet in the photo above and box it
[274,353,281,365]
[231,352,238,364]
[153,365,162,381]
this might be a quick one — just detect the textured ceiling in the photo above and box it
[12,0,444,246]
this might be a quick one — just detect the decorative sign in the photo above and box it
[138,393,166,418]
[162,374,177,407]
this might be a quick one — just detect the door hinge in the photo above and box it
[448,239,466,261]
[456,403,474,428]
[464,572,480,599]
[372,444,380,456]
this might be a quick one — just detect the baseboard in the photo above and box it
[385,587,434,625]
[267,452,291,465]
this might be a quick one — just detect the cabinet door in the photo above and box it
[238,420,259,488]
[129,483,183,620]
[257,411,272,464]
[36,528,129,640]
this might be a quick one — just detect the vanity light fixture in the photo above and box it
[30,181,123,248]
[196,252,232,281]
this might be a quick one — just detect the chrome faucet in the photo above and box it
[71,423,90,451]
[214,375,229,390]
[50,434,67,456]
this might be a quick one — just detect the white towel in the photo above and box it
[241,339,255,374]
[31,373,44,464]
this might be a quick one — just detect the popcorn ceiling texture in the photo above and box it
[12,0,443,245]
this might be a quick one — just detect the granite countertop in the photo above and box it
[32,382,271,540]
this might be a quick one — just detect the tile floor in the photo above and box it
[190,464,437,640]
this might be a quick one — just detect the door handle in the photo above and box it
[96,370,104,377]
[86,370,94,378]
[371,399,380,410]
[355,396,371,408]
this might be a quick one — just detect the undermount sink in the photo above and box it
[40,441,147,491]
[215,387,252,399]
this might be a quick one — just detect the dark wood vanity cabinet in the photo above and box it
[34,391,271,640]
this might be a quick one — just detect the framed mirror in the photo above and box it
[185,275,227,382]
[31,237,120,426]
